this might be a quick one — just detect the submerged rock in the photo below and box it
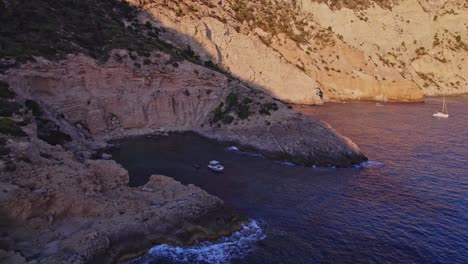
[100,153,112,160]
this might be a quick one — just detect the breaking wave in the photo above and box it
[226,146,239,151]
[226,146,263,157]
[353,161,384,169]
[128,219,265,264]
[275,161,297,167]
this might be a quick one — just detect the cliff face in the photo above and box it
[300,0,468,97]
[128,0,467,102]
[3,50,365,166]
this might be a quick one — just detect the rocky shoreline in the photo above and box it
[0,132,244,263]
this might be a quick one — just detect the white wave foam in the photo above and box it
[240,152,263,157]
[225,146,264,157]
[130,219,265,264]
[226,146,239,151]
[353,161,384,169]
[275,161,297,167]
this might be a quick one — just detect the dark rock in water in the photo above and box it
[91,141,107,150]
[106,143,120,151]
[101,153,112,160]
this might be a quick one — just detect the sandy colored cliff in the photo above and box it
[127,0,467,102]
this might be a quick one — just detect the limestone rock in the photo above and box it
[127,0,467,102]
[86,159,129,192]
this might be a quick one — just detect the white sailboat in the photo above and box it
[433,97,449,118]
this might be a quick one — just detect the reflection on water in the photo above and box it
[112,96,468,264]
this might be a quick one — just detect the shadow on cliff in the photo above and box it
[131,5,322,105]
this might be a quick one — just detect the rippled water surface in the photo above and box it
[113,97,468,264]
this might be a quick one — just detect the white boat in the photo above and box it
[208,160,224,172]
[433,97,449,118]
[375,103,384,107]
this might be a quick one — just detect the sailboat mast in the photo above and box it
[442,97,448,113]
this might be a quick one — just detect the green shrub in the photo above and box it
[36,117,71,145]
[210,93,254,124]
[0,118,26,137]
[222,114,234,124]
[0,81,15,98]
[225,93,239,109]
[237,104,251,119]
[0,99,22,117]
[211,102,225,124]
[25,99,43,116]
[259,102,278,115]
[0,0,224,74]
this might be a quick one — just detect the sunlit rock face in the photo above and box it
[127,0,466,102]
[4,50,366,166]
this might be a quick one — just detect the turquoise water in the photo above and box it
[115,97,468,264]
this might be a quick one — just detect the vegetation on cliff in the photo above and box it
[210,92,279,126]
[0,79,71,145]
[0,0,221,72]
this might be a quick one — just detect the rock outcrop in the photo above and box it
[3,51,365,166]
[0,129,241,263]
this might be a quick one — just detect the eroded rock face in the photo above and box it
[4,52,225,136]
[130,3,323,105]
[128,0,466,102]
[299,0,468,97]
[3,52,366,166]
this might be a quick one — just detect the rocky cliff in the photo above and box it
[3,50,364,166]
[128,0,467,102]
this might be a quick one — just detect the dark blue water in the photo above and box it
[114,97,468,264]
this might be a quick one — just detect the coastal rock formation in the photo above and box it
[3,52,365,166]
[0,80,242,263]
[0,133,241,263]
[128,0,467,102]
